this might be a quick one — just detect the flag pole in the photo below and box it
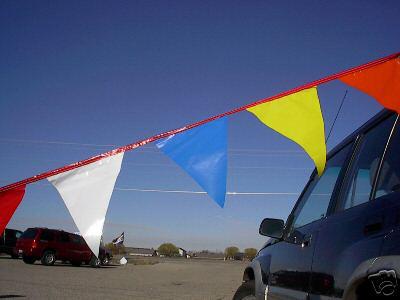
[1,51,399,193]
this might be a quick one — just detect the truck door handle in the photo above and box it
[301,235,312,248]
[364,222,382,235]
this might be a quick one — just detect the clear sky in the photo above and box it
[1,1,399,251]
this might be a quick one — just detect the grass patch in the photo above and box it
[127,258,159,265]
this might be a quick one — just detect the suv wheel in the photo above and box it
[90,255,101,268]
[101,255,109,265]
[41,250,56,266]
[233,281,256,300]
[22,256,35,264]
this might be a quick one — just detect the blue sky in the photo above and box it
[1,1,399,251]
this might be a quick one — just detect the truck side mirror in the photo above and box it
[259,218,284,239]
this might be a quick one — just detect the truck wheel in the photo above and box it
[233,281,256,300]
[22,256,35,264]
[41,250,56,266]
[90,255,100,268]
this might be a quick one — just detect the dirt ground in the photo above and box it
[0,256,246,299]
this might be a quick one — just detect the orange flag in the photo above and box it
[340,57,400,114]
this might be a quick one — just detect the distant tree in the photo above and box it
[105,242,126,255]
[244,248,258,261]
[224,246,239,260]
[158,243,179,257]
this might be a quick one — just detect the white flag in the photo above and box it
[48,152,124,257]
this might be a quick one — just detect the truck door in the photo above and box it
[268,142,354,300]
[375,115,400,256]
[309,114,397,299]
[372,116,400,298]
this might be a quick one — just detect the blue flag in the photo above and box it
[156,117,228,207]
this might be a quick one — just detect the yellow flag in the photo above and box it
[247,87,326,175]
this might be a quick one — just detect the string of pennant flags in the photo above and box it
[1,52,399,258]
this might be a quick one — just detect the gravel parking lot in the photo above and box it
[0,256,245,299]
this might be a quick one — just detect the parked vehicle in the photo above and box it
[234,109,400,300]
[16,228,112,267]
[0,228,22,258]
[99,243,112,265]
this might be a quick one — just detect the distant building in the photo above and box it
[178,247,188,258]
[125,247,157,257]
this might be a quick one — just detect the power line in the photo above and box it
[114,187,300,195]
[24,181,300,196]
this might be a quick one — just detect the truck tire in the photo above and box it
[22,256,35,264]
[233,281,256,300]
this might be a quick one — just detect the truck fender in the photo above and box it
[244,257,270,299]
[343,256,400,300]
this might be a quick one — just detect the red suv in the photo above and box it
[16,228,111,267]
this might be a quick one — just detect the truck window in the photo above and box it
[342,115,396,209]
[292,142,353,229]
[375,116,400,198]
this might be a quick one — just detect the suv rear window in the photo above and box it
[21,228,38,239]
[341,114,396,209]
[39,230,55,241]
[59,232,70,243]
[71,235,85,245]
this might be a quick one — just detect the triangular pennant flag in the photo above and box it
[112,232,124,245]
[48,152,124,257]
[0,185,26,234]
[340,58,400,114]
[156,117,228,207]
[247,87,326,175]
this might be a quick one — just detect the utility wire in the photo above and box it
[24,181,300,196]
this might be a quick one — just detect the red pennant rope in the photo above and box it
[0,185,26,234]
[340,57,400,114]
[0,51,399,194]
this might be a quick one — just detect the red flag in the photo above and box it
[340,58,400,114]
[0,186,26,234]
